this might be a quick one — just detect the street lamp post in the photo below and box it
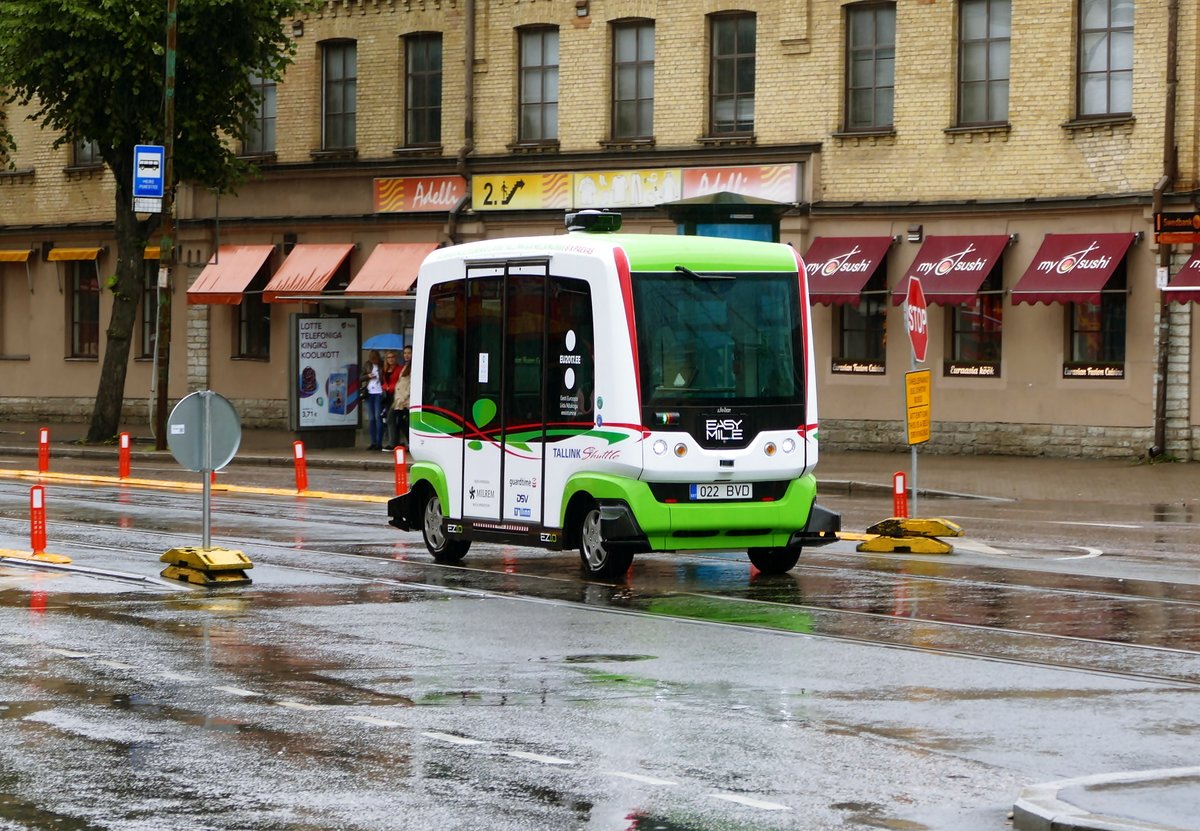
[154,0,177,451]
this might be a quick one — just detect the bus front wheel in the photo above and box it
[578,504,634,579]
[422,491,470,562]
[747,547,801,575]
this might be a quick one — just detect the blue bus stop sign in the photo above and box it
[133,145,165,199]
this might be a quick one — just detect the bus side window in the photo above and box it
[423,281,466,418]
[548,277,594,425]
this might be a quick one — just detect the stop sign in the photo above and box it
[905,277,929,363]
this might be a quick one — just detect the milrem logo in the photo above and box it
[706,418,743,443]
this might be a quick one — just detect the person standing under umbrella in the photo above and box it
[379,350,402,450]
[390,345,413,451]
[361,349,385,451]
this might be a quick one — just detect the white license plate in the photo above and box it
[688,483,753,501]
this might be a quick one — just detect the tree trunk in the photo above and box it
[85,155,157,443]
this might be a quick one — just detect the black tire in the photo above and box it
[747,547,801,575]
[577,503,634,579]
[421,490,470,562]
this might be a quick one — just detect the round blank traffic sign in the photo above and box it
[167,391,242,472]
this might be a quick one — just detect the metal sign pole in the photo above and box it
[911,357,919,518]
[201,391,212,549]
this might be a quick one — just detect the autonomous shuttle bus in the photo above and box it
[388,210,839,577]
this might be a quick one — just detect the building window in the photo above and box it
[845,3,896,131]
[835,269,888,367]
[245,71,276,155]
[68,263,100,358]
[1068,269,1126,365]
[74,138,102,166]
[406,33,443,146]
[323,40,357,149]
[709,13,755,135]
[950,269,1003,365]
[237,273,272,359]
[140,259,158,359]
[958,0,1010,125]
[612,20,654,140]
[1078,0,1133,117]
[519,27,559,143]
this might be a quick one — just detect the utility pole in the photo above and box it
[154,0,177,450]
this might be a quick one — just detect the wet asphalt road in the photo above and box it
[1,460,1199,830]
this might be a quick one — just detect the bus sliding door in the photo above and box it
[461,275,504,521]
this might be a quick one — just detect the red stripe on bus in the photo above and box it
[614,247,641,412]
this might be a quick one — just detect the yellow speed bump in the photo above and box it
[856,516,964,556]
[160,546,253,587]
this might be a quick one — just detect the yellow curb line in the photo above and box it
[0,468,389,503]
[0,549,73,564]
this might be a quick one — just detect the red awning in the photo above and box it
[803,237,893,305]
[1165,253,1200,304]
[263,244,355,303]
[1011,233,1135,305]
[343,242,438,296]
[891,235,1010,305]
[186,245,275,305]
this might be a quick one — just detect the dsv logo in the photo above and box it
[706,418,743,442]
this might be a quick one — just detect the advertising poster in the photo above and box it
[292,315,360,429]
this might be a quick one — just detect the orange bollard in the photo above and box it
[893,471,908,519]
[293,440,309,492]
[30,485,46,554]
[118,432,131,479]
[37,427,49,473]
[394,445,408,495]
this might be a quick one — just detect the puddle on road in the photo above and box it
[0,790,108,831]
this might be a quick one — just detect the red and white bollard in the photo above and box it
[37,427,49,474]
[30,485,46,555]
[394,445,408,495]
[118,432,131,479]
[293,440,309,493]
[893,471,909,519]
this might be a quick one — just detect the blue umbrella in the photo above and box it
[363,333,405,351]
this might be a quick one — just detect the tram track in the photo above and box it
[4,509,1200,692]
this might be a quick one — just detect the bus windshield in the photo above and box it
[632,271,804,407]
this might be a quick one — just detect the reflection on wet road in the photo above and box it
[1,472,1199,830]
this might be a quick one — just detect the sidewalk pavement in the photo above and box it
[2,419,1199,831]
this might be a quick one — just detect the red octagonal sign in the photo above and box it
[905,276,929,363]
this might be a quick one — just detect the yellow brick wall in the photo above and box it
[0,0,1195,228]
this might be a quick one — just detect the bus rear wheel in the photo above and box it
[747,547,801,575]
[422,491,470,562]
[578,504,634,579]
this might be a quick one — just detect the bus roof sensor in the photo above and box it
[565,209,622,233]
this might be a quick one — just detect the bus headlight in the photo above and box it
[652,439,668,456]
[764,442,777,457]
[782,438,796,454]
[673,443,688,458]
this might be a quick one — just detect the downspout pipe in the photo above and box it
[1152,0,1179,457]
[448,0,475,246]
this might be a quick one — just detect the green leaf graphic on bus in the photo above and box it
[472,398,497,428]
[413,411,461,435]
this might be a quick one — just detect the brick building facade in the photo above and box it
[1,0,1198,459]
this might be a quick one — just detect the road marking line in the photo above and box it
[710,793,792,811]
[277,700,326,711]
[1056,547,1103,560]
[422,731,485,746]
[602,770,678,786]
[505,751,574,766]
[213,686,262,698]
[46,648,91,659]
[1053,521,1140,529]
[94,660,134,670]
[347,715,402,727]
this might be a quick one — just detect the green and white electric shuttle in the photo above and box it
[388,211,839,577]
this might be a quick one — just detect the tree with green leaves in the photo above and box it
[0,0,314,442]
